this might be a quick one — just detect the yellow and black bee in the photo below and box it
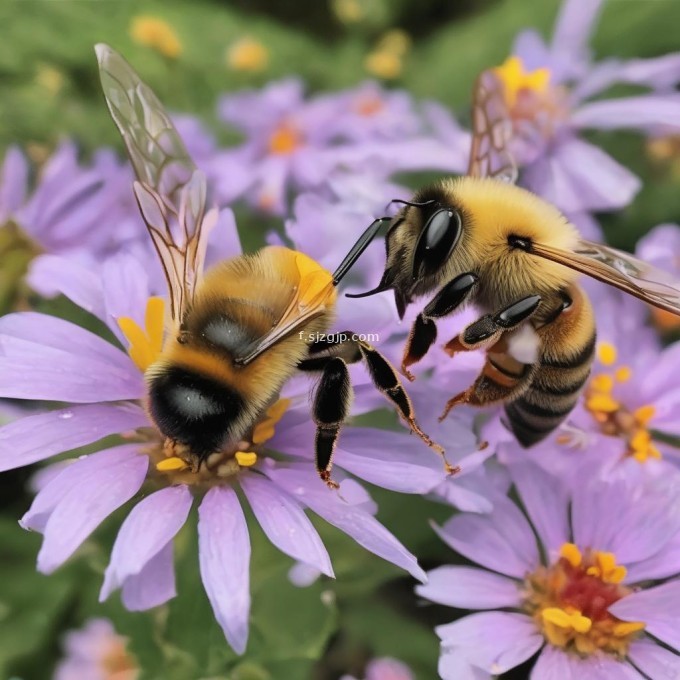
[346,70,680,446]
[96,44,446,488]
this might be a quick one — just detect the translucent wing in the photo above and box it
[467,69,518,183]
[95,43,216,326]
[530,239,680,315]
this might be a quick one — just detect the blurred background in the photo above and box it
[1,0,680,678]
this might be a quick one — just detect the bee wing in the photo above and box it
[234,254,337,367]
[467,69,517,183]
[95,43,216,326]
[530,239,680,315]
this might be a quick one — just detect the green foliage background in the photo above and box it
[1,1,679,678]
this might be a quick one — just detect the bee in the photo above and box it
[346,70,680,446]
[95,45,446,488]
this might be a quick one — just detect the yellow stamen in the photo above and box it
[227,37,269,72]
[615,366,632,383]
[590,374,614,393]
[613,621,645,637]
[585,393,620,414]
[235,451,258,467]
[268,124,303,155]
[542,607,592,633]
[494,56,550,108]
[586,551,627,584]
[559,543,583,568]
[156,456,189,472]
[251,398,291,445]
[597,342,617,366]
[634,405,656,425]
[130,16,182,58]
[118,297,165,372]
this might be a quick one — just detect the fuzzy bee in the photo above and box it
[96,44,446,488]
[346,70,680,446]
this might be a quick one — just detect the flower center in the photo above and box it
[353,93,385,117]
[523,543,645,658]
[117,296,165,373]
[100,637,138,679]
[268,122,304,155]
[494,56,551,108]
[581,343,661,463]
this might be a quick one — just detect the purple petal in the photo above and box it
[267,465,426,582]
[0,313,143,402]
[336,428,446,494]
[531,645,641,680]
[627,638,680,680]
[438,651,492,680]
[550,0,604,78]
[609,581,680,651]
[522,137,640,213]
[102,253,153,331]
[572,479,680,566]
[508,463,569,555]
[365,658,414,680]
[0,403,148,473]
[198,486,251,654]
[573,95,680,131]
[100,485,192,601]
[513,30,551,72]
[240,474,333,577]
[0,146,28,223]
[27,255,106,321]
[21,445,148,573]
[416,566,521,609]
[625,532,680,583]
[436,612,542,674]
[433,495,539,579]
[121,542,177,611]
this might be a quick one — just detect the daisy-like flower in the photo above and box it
[341,657,414,680]
[0,211,458,653]
[489,0,680,215]
[214,78,466,214]
[418,463,680,678]
[54,618,138,680]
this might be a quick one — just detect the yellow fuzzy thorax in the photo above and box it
[438,177,581,304]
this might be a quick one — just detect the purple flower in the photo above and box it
[341,657,415,680]
[491,0,680,214]
[417,463,680,678]
[0,209,467,653]
[53,618,138,680]
[215,79,466,214]
[0,146,28,225]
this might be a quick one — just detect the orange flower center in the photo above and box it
[523,543,645,658]
[268,123,304,155]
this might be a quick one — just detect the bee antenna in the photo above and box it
[332,217,391,286]
[385,198,436,211]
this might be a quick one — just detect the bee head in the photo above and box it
[347,193,464,319]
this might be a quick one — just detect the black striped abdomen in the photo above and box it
[505,286,596,447]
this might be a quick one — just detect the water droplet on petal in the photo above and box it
[58,411,74,420]
[294,486,305,496]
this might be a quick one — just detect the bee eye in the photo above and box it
[412,208,462,279]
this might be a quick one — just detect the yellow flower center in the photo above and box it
[226,37,269,72]
[524,543,645,658]
[117,297,165,373]
[581,342,662,463]
[494,56,551,108]
[268,123,304,155]
[130,16,182,59]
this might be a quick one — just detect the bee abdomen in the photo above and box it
[505,331,595,447]
[148,365,245,459]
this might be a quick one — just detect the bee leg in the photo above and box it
[443,294,542,357]
[357,341,458,474]
[439,296,542,421]
[402,272,478,380]
[306,356,353,489]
